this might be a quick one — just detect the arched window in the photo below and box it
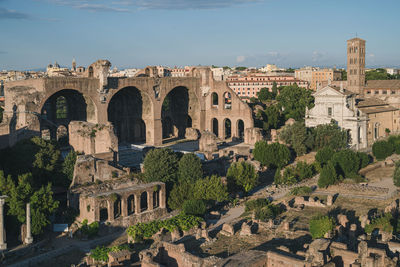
[56,96,68,119]
[223,92,232,109]
[140,191,148,212]
[153,190,160,209]
[88,66,94,78]
[212,118,218,137]
[187,116,192,128]
[237,120,244,140]
[224,118,231,139]
[374,123,380,140]
[212,92,218,107]
[113,195,121,219]
[127,195,135,215]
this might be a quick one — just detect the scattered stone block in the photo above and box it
[220,223,235,236]
[240,222,252,236]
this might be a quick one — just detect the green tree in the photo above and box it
[30,183,59,234]
[263,104,282,130]
[330,149,361,178]
[271,82,278,95]
[253,141,291,169]
[279,121,311,156]
[366,69,390,80]
[62,150,77,183]
[168,181,193,210]
[309,215,335,239]
[7,173,33,223]
[276,84,314,121]
[318,162,337,188]
[227,162,259,193]
[193,175,229,202]
[178,153,203,183]
[143,148,179,188]
[312,122,349,150]
[315,147,335,168]
[372,140,393,160]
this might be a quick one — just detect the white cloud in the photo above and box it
[236,56,246,63]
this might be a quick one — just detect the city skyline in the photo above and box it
[1,0,400,70]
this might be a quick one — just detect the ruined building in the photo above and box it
[0,60,259,150]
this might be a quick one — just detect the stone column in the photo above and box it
[25,203,33,245]
[121,197,128,217]
[160,186,166,209]
[0,196,7,250]
[107,200,114,221]
[147,191,153,211]
[134,194,141,214]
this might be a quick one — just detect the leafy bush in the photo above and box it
[315,147,335,168]
[254,204,283,221]
[253,141,291,169]
[90,245,130,262]
[309,215,335,239]
[364,213,393,234]
[143,148,179,188]
[182,199,207,216]
[330,149,361,178]
[178,153,203,183]
[127,213,202,242]
[389,135,400,154]
[227,162,259,193]
[275,162,315,185]
[394,162,400,187]
[168,175,229,210]
[80,219,99,238]
[245,198,270,212]
[318,162,337,188]
[372,140,394,160]
[290,186,313,196]
[274,168,282,184]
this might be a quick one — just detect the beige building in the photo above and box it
[227,74,308,99]
[310,68,342,90]
[295,66,318,83]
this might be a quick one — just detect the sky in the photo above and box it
[0,0,399,70]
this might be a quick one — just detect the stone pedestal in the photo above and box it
[24,203,33,245]
[0,196,7,250]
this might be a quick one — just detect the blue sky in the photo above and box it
[1,0,399,70]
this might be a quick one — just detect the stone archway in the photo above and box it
[140,192,148,212]
[161,86,189,141]
[212,118,219,137]
[40,89,93,142]
[107,87,147,145]
[237,119,244,140]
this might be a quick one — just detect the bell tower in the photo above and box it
[347,37,366,95]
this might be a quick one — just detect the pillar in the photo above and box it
[160,186,166,209]
[219,119,224,139]
[0,196,7,250]
[147,191,153,211]
[25,203,33,244]
[121,197,128,217]
[107,200,114,221]
[134,194,141,214]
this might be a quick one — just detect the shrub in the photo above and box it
[318,162,337,188]
[182,199,207,216]
[127,213,202,242]
[168,181,193,210]
[389,135,400,154]
[178,153,203,183]
[227,162,259,193]
[309,215,335,239]
[254,204,283,221]
[315,147,335,167]
[245,198,270,212]
[372,140,393,160]
[364,213,393,234]
[253,141,291,169]
[394,162,400,187]
[90,245,130,262]
[143,148,179,187]
[290,186,313,196]
[80,219,99,238]
[274,168,282,184]
[279,122,313,156]
[275,162,315,185]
